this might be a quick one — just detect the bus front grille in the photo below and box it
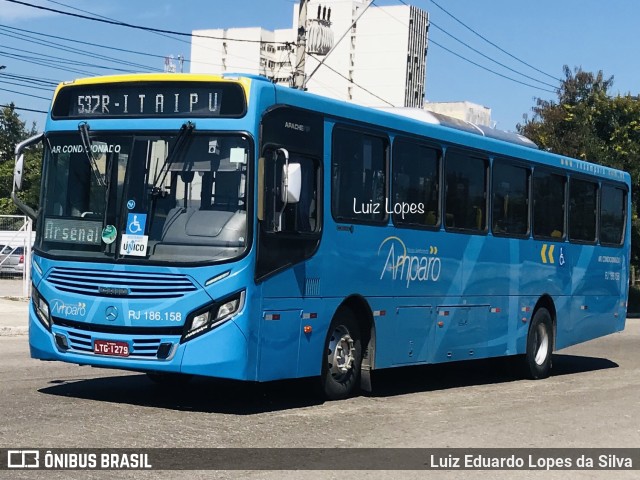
[46,267,198,299]
[52,319,179,360]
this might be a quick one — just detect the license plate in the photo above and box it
[94,339,130,357]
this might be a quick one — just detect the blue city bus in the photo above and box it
[13,73,630,400]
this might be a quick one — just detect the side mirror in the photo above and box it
[281,162,301,204]
[12,133,44,221]
[13,153,24,191]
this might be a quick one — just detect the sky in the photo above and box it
[0,0,638,133]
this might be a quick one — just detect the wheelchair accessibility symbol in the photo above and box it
[126,213,147,235]
[559,247,566,266]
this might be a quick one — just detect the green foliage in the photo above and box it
[0,103,41,215]
[518,66,640,266]
[627,284,640,314]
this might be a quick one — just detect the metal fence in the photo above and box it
[0,215,33,297]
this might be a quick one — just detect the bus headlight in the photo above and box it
[31,285,51,330]
[182,290,245,342]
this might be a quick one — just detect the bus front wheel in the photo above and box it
[320,307,362,400]
[522,307,553,379]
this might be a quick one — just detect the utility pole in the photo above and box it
[293,0,308,90]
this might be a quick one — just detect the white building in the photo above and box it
[190,0,429,108]
[424,101,492,127]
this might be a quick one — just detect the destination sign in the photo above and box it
[44,218,103,245]
[52,82,246,119]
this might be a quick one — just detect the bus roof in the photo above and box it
[269,80,630,185]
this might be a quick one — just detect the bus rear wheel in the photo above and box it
[522,307,553,379]
[320,307,362,400]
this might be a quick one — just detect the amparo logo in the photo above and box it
[51,299,87,317]
[378,236,441,288]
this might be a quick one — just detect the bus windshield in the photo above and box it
[39,131,250,264]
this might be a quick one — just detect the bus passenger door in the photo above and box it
[393,306,433,364]
[255,107,325,380]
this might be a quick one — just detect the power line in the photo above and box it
[0,23,238,73]
[0,103,47,113]
[307,53,395,107]
[428,38,556,94]
[1,45,145,73]
[0,72,60,87]
[2,4,297,77]
[41,0,259,73]
[4,0,288,45]
[44,0,185,45]
[0,50,95,76]
[0,27,162,72]
[387,0,557,93]
[424,0,562,82]
[0,23,170,62]
[428,21,557,90]
[304,0,374,88]
[0,78,55,92]
[0,86,51,100]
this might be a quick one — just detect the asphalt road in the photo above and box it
[0,320,639,480]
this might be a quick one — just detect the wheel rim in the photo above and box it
[533,323,550,366]
[327,325,356,382]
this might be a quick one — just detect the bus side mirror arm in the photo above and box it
[13,133,44,221]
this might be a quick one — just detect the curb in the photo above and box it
[0,297,30,336]
[0,326,28,336]
[0,296,29,302]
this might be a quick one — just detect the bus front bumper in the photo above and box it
[28,303,251,380]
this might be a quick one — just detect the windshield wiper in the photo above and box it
[151,121,195,198]
[78,121,106,188]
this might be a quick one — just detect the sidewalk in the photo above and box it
[0,297,29,336]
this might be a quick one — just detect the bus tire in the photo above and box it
[320,306,362,400]
[146,372,193,387]
[522,307,553,379]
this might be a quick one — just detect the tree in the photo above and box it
[518,66,640,267]
[0,103,41,215]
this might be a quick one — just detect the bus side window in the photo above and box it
[392,139,440,227]
[569,178,597,243]
[533,171,565,240]
[444,150,487,232]
[492,162,529,236]
[332,127,388,223]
